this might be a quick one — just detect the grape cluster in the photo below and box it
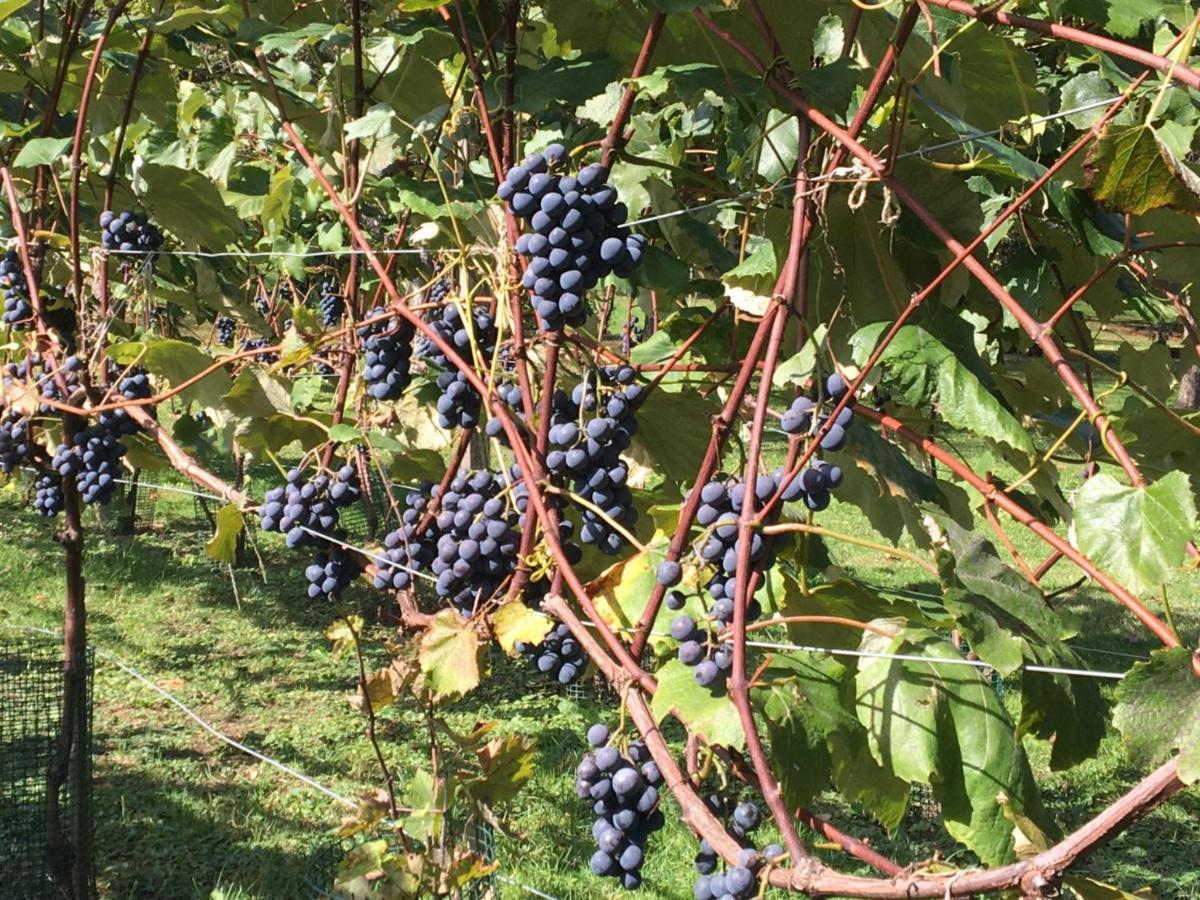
[543,366,643,555]
[483,381,527,442]
[781,372,856,452]
[692,799,774,900]
[358,307,414,401]
[417,303,498,430]
[98,370,153,437]
[430,273,451,305]
[374,469,524,616]
[52,425,126,506]
[305,545,359,601]
[100,210,163,260]
[417,303,497,369]
[670,613,735,688]
[239,337,278,365]
[1,250,32,329]
[500,144,646,330]
[515,622,586,686]
[33,473,64,517]
[576,723,664,891]
[259,464,360,549]
[216,315,236,346]
[319,281,344,327]
[0,410,32,474]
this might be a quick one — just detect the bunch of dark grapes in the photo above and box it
[1,250,33,329]
[429,273,451,305]
[0,410,32,474]
[433,371,481,429]
[216,315,236,346]
[499,144,646,330]
[692,799,774,900]
[417,303,497,369]
[52,425,126,506]
[98,370,154,437]
[33,473,64,517]
[781,372,856,452]
[576,723,664,891]
[319,280,344,327]
[259,465,359,549]
[305,545,359,601]
[239,337,278,365]
[358,306,414,401]
[417,303,498,430]
[515,622,587,686]
[374,469,524,616]
[670,612,735,688]
[483,381,528,442]
[543,365,643,555]
[100,210,163,261]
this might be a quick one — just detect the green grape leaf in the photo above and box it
[1073,471,1197,595]
[109,339,231,409]
[466,734,537,806]
[855,622,1049,864]
[850,324,1034,454]
[1084,124,1200,216]
[650,658,745,750]
[628,385,721,486]
[1113,647,1200,784]
[931,514,1107,769]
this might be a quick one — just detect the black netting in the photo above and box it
[0,633,94,898]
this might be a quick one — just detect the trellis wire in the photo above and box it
[85,475,1132,682]
[64,94,1127,261]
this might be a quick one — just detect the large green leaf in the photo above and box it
[1084,125,1200,216]
[855,622,1049,864]
[138,164,246,247]
[1072,471,1197,595]
[109,339,231,409]
[1113,647,1200,784]
[850,324,1035,454]
[932,515,1107,769]
[650,658,745,750]
[628,384,721,486]
[419,610,483,702]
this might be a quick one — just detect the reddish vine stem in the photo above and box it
[599,12,667,167]
[699,9,1161,511]
[857,406,1182,650]
[922,0,1200,90]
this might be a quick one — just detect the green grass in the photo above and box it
[0,455,1197,899]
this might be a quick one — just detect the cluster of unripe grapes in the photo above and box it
[374,470,527,616]
[1,250,32,329]
[781,372,856,453]
[358,307,414,401]
[544,365,643,555]
[99,210,163,261]
[515,621,586,686]
[500,144,646,330]
[577,723,664,891]
[319,280,344,327]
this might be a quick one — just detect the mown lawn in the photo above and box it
[0,450,1197,899]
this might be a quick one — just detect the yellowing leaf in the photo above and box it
[1084,124,1200,216]
[492,601,554,654]
[419,610,482,702]
[204,503,243,564]
[325,615,364,655]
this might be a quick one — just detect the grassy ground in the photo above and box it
[0,443,1197,899]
